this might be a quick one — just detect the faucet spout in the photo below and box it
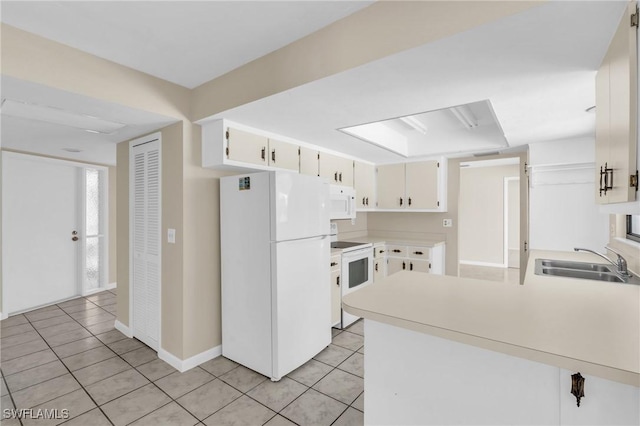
[574,247,630,277]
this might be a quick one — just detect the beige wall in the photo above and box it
[459,164,519,265]
[335,213,369,240]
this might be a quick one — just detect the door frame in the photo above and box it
[504,177,520,269]
[1,151,109,315]
[128,132,162,351]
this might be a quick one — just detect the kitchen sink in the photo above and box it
[534,259,640,285]
[540,268,624,282]
[539,259,613,273]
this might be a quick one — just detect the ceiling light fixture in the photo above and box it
[1,99,126,134]
[399,116,427,134]
[450,105,478,129]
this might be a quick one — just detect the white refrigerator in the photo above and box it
[220,171,331,381]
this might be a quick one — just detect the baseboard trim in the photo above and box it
[0,312,8,320]
[459,260,507,268]
[106,282,117,290]
[114,320,133,338]
[159,345,222,373]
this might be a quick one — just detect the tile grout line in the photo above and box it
[11,303,117,426]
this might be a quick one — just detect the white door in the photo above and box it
[3,154,79,313]
[130,136,161,351]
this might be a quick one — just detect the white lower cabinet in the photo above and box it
[373,243,385,283]
[366,320,639,426]
[385,243,445,277]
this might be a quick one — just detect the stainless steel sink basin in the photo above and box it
[534,258,640,285]
[539,259,613,273]
[540,268,624,282]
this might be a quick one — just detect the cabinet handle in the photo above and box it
[410,262,413,271]
[379,250,385,253]
[599,162,613,196]
[334,172,338,182]
[363,197,366,205]
[402,261,406,270]
[261,147,266,161]
[392,249,401,253]
[330,262,338,267]
[413,251,423,255]
[365,197,369,206]
[399,197,403,206]
[429,263,432,269]
[339,172,342,182]
[271,149,276,163]
[337,276,340,286]
[375,263,378,272]
[408,197,412,206]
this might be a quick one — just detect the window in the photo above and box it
[627,215,640,243]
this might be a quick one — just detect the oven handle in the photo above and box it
[342,247,373,259]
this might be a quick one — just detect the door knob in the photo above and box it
[72,236,79,241]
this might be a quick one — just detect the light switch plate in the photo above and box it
[443,219,453,228]
[168,228,176,244]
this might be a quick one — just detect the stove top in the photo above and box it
[331,241,370,249]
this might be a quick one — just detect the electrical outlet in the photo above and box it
[443,219,453,228]
[168,228,176,244]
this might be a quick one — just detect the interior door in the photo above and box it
[3,154,79,313]
[519,151,530,284]
[131,137,161,350]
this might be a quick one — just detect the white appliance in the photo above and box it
[330,184,356,220]
[220,171,331,381]
[329,224,374,328]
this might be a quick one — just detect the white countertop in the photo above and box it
[340,236,445,248]
[342,249,640,386]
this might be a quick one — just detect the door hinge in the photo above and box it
[631,6,639,28]
[317,153,320,160]
[225,130,229,140]
[298,148,301,155]
[437,201,440,207]
[437,162,440,168]
[524,161,528,175]
[631,170,639,191]
[225,146,229,157]
[524,241,528,252]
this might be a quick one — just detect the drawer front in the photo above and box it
[408,246,431,260]
[374,245,386,258]
[386,245,406,257]
[330,254,341,272]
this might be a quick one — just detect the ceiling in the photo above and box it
[0,1,629,165]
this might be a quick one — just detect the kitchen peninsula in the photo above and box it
[343,249,640,425]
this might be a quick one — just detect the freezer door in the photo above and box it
[271,236,331,379]
[271,172,330,241]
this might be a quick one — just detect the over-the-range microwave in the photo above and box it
[329,184,356,220]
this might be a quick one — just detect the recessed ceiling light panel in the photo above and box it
[1,99,126,134]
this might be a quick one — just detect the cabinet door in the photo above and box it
[373,259,384,282]
[319,152,341,183]
[227,127,268,166]
[406,161,439,209]
[337,157,354,187]
[268,139,299,171]
[596,2,638,204]
[408,259,431,273]
[386,258,406,276]
[377,164,406,208]
[354,161,376,208]
[331,269,341,327]
[300,146,319,176]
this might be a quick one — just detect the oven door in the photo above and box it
[341,247,373,328]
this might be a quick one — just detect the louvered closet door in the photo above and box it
[131,138,161,351]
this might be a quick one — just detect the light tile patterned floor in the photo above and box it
[0,290,364,425]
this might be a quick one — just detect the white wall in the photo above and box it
[529,137,609,251]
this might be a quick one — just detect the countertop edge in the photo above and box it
[343,302,640,387]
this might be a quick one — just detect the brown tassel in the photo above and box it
[571,372,585,407]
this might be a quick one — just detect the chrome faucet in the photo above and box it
[574,247,630,277]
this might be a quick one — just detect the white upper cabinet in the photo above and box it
[354,161,376,209]
[267,138,299,171]
[299,146,319,177]
[319,152,354,186]
[377,160,446,211]
[227,127,270,167]
[595,1,638,204]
